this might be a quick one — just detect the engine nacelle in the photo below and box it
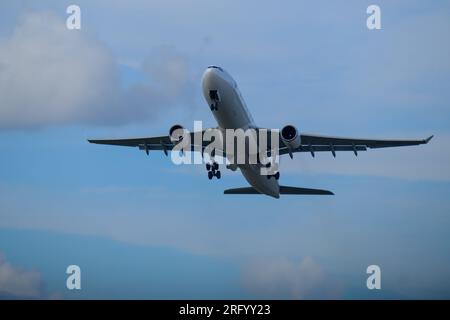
[281,125,301,150]
[169,124,186,143]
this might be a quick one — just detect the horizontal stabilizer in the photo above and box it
[279,186,334,195]
[224,186,334,196]
[224,187,260,194]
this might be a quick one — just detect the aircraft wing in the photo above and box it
[89,129,433,157]
[88,130,219,155]
[88,135,171,148]
[278,133,433,157]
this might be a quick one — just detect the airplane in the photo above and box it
[88,65,433,198]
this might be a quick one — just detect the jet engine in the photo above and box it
[169,124,186,143]
[281,125,301,150]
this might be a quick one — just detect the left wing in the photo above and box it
[278,133,433,157]
[88,135,171,147]
[88,131,212,155]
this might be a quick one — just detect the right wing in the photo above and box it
[278,133,433,157]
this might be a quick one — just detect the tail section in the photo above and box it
[224,186,334,196]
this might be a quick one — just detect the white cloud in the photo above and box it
[0,12,120,129]
[0,12,196,130]
[0,253,43,298]
[242,256,340,299]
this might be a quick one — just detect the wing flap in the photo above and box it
[279,145,367,156]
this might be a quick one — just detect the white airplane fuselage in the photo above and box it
[202,66,280,198]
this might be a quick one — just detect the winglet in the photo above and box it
[424,135,434,144]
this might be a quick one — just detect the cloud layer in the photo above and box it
[242,257,340,299]
[0,253,43,298]
[0,12,195,130]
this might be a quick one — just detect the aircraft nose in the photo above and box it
[202,66,221,87]
[202,66,224,108]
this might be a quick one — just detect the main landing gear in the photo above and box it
[266,172,280,180]
[206,162,221,179]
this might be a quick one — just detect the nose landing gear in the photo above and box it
[206,162,221,179]
[210,102,218,111]
[209,90,220,111]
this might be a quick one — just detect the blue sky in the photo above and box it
[0,0,449,299]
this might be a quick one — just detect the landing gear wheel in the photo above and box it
[207,161,220,179]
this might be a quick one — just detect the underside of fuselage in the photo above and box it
[239,165,280,198]
[202,66,281,198]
